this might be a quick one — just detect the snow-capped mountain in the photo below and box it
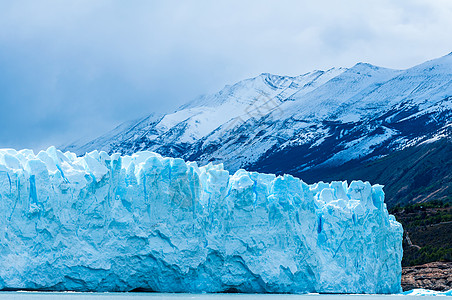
[66,53,452,183]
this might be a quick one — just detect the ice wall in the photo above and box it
[0,147,403,293]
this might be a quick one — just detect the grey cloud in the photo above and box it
[0,0,452,151]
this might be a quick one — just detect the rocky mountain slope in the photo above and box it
[299,137,452,207]
[66,53,452,207]
[402,262,452,291]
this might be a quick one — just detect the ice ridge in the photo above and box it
[0,147,403,293]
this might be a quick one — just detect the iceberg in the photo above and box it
[401,289,452,296]
[0,147,403,293]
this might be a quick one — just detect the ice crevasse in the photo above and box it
[0,147,403,293]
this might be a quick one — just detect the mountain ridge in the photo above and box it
[66,53,452,206]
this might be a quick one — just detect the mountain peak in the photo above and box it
[67,55,451,180]
[345,62,401,80]
[350,62,381,72]
[259,72,289,81]
[258,72,298,90]
[259,72,298,81]
[408,52,452,74]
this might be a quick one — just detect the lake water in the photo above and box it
[0,292,446,300]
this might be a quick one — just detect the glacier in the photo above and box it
[0,147,403,293]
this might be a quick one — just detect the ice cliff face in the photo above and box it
[0,147,403,293]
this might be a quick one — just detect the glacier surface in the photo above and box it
[0,147,402,293]
[401,289,452,296]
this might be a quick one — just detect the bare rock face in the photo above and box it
[402,262,452,291]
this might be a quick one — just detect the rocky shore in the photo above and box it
[402,262,452,291]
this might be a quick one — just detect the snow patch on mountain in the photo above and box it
[66,53,452,178]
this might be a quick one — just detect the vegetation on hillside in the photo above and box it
[389,200,452,267]
[300,139,452,208]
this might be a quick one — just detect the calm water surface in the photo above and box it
[0,292,444,300]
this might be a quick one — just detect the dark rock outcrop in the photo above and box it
[402,262,452,291]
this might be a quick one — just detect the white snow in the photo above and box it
[401,288,452,296]
[66,54,452,177]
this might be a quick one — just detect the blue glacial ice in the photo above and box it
[0,147,403,293]
[401,289,452,296]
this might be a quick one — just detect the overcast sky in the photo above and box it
[1,0,452,151]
